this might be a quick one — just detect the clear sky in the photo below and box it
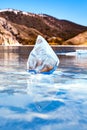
[0,0,87,26]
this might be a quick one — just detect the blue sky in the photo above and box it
[0,0,87,26]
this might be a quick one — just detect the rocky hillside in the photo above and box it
[0,9,87,45]
[64,31,87,45]
[0,17,20,45]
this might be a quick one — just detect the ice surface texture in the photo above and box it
[27,35,59,74]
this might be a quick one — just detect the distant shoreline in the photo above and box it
[24,45,87,47]
[0,45,87,54]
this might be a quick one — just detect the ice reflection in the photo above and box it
[0,50,87,130]
[26,72,65,112]
[0,52,19,65]
[59,51,87,69]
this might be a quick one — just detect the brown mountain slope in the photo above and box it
[64,31,87,45]
[0,9,87,45]
[0,17,19,45]
[12,23,43,45]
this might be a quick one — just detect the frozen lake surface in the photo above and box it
[0,49,87,130]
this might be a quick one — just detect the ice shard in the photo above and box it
[27,35,59,74]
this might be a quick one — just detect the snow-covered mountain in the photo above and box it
[0,8,38,16]
[0,8,28,15]
[0,8,87,45]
